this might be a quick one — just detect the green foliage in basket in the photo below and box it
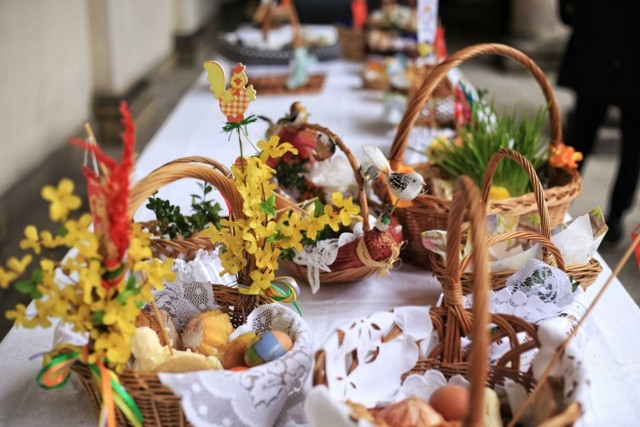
[430,102,548,198]
[146,181,223,239]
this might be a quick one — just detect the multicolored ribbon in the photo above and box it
[265,276,301,315]
[35,347,143,427]
[239,276,302,315]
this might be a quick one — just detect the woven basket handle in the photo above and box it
[481,148,551,238]
[389,43,562,167]
[481,147,561,268]
[459,230,566,273]
[128,160,244,222]
[444,176,491,426]
[300,123,371,232]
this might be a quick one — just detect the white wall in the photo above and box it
[173,0,218,36]
[89,0,174,95]
[0,0,93,195]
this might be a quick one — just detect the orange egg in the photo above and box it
[428,385,470,421]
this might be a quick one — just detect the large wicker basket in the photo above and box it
[313,176,582,426]
[430,148,601,293]
[376,43,582,269]
[280,123,401,286]
[73,159,269,426]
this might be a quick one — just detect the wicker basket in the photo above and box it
[74,159,269,426]
[376,43,582,268]
[135,156,231,261]
[248,73,326,95]
[313,176,582,426]
[337,25,367,60]
[430,148,602,293]
[280,123,401,286]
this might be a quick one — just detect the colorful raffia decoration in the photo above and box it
[1,102,176,427]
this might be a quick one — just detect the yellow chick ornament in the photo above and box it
[204,61,257,123]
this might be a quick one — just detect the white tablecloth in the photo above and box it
[1,61,639,426]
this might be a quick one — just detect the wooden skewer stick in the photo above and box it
[139,270,174,355]
[149,299,174,356]
[508,232,640,427]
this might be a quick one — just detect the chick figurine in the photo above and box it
[204,61,257,123]
[361,145,425,201]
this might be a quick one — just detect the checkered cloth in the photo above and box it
[220,89,250,122]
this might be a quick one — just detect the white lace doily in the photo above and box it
[321,306,433,407]
[463,259,585,324]
[159,304,313,427]
[292,216,376,294]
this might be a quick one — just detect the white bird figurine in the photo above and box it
[362,145,425,201]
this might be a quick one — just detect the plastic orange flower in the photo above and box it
[549,143,583,169]
[41,179,82,221]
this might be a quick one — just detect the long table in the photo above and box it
[1,60,639,426]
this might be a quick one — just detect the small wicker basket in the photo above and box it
[280,123,401,286]
[313,176,582,426]
[430,148,602,293]
[376,43,582,268]
[248,73,326,95]
[337,25,367,60]
[74,159,269,426]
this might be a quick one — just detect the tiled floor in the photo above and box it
[1,31,638,340]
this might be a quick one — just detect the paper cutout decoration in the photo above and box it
[204,61,257,122]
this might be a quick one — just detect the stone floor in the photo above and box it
[1,31,638,340]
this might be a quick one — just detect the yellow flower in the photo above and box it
[128,237,153,262]
[249,269,274,293]
[489,186,511,201]
[255,246,280,270]
[144,258,176,288]
[242,231,258,254]
[93,331,132,368]
[19,225,41,254]
[321,205,342,232]
[0,267,17,288]
[41,179,82,222]
[40,230,64,248]
[303,216,326,241]
[258,136,298,161]
[5,303,29,325]
[6,255,32,275]
[331,192,360,226]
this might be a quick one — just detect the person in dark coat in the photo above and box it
[558,0,640,245]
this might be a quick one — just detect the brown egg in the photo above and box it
[428,385,470,421]
[375,397,445,427]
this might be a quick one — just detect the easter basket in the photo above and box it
[279,123,402,291]
[375,43,582,269]
[311,176,586,426]
[72,160,313,427]
[248,73,326,95]
[336,25,367,60]
[429,148,602,293]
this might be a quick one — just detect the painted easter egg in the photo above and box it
[244,330,293,367]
